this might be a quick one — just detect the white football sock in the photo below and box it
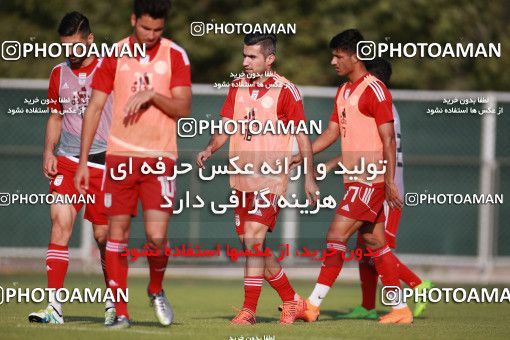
[48,290,62,315]
[309,283,330,307]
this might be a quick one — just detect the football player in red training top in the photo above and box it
[75,0,191,329]
[196,33,319,325]
[29,12,115,326]
[324,57,433,320]
[301,29,414,324]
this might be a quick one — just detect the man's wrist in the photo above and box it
[78,155,88,166]
[149,89,157,102]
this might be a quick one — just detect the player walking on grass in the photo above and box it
[29,12,115,326]
[300,29,414,324]
[196,33,319,325]
[74,0,191,329]
[326,58,433,320]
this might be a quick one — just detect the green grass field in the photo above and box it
[1,274,509,340]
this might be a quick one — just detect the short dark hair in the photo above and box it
[244,34,277,57]
[329,28,364,55]
[58,12,91,37]
[365,57,392,86]
[134,0,171,19]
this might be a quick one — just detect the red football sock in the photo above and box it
[395,256,422,288]
[357,234,378,310]
[147,246,169,295]
[265,268,296,302]
[385,208,401,249]
[106,239,129,318]
[46,243,69,289]
[243,276,263,313]
[359,256,378,310]
[368,244,401,289]
[317,240,347,287]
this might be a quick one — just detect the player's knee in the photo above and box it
[146,236,166,250]
[242,228,265,247]
[243,234,264,250]
[108,219,130,240]
[362,233,384,249]
[93,229,108,247]
[326,230,349,243]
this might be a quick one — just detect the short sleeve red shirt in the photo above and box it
[220,75,306,125]
[91,37,191,94]
[330,73,393,126]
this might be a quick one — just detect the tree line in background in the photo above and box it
[0,0,509,90]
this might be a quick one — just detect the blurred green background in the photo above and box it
[1,0,509,90]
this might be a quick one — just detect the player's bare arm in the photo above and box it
[74,89,109,194]
[196,117,229,168]
[378,122,403,209]
[295,131,319,205]
[124,85,191,118]
[42,111,63,179]
[291,121,340,170]
[312,120,340,154]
